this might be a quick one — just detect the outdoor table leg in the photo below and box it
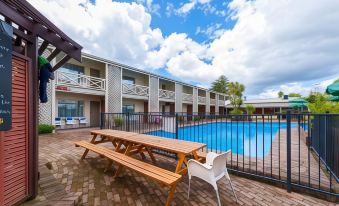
[114,142,133,177]
[105,139,124,172]
[81,134,97,160]
[145,147,156,163]
[175,153,187,174]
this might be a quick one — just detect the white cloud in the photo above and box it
[166,0,339,95]
[196,23,226,40]
[256,77,338,99]
[28,0,163,69]
[175,0,212,16]
[28,0,339,98]
[136,0,161,16]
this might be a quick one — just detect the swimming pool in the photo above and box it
[146,122,298,158]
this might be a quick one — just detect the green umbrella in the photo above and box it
[326,82,339,96]
[329,96,339,102]
[288,98,308,107]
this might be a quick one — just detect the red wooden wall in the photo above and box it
[0,55,29,205]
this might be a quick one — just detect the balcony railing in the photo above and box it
[198,96,206,104]
[182,93,193,102]
[219,100,225,106]
[122,83,149,97]
[56,71,106,91]
[210,98,216,105]
[159,89,175,100]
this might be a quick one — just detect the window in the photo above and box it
[122,76,135,85]
[60,63,84,75]
[58,100,84,117]
[59,64,85,84]
[122,104,135,113]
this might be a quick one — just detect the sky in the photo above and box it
[28,0,339,99]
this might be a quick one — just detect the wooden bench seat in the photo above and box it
[75,141,182,206]
[196,151,207,161]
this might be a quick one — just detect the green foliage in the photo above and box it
[114,117,124,127]
[210,75,229,94]
[230,109,243,115]
[38,124,55,134]
[307,93,339,113]
[278,91,284,98]
[245,104,255,115]
[288,93,302,97]
[333,78,339,83]
[193,116,201,121]
[228,81,245,111]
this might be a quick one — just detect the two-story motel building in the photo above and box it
[39,53,228,128]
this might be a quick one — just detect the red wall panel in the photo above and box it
[0,55,29,206]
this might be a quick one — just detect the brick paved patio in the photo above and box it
[24,128,337,206]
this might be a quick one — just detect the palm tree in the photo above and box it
[228,82,245,114]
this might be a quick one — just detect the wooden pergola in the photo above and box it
[0,0,82,205]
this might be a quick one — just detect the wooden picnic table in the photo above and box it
[82,129,206,175]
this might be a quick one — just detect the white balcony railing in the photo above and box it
[56,71,106,91]
[219,100,225,106]
[210,98,216,105]
[198,96,206,104]
[122,83,149,97]
[182,93,193,102]
[159,89,175,100]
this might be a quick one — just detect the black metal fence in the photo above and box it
[101,112,339,199]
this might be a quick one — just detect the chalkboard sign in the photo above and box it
[0,21,13,131]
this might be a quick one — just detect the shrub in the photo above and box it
[193,116,201,121]
[39,124,55,134]
[114,117,124,127]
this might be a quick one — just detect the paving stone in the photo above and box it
[23,128,338,206]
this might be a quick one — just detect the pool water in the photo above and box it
[146,122,298,158]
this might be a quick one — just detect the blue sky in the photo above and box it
[29,0,339,99]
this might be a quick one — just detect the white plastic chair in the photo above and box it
[187,150,238,206]
[79,117,88,124]
[66,117,75,125]
[55,117,62,126]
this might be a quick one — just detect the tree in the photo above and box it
[333,78,339,83]
[278,91,284,98]
[211,75,229,94]
[228,82,245,114]
[308,93,339,113]
[288,93,302,97]
[246,104,255,115]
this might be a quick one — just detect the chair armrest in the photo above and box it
[187,159,213,181]
[206,152,218,166]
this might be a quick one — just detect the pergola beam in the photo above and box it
[47,48,60,62]
[0,0,82,62]
[38,40,49,56]
[52,55,71,72]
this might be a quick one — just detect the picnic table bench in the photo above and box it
[75,129,207,205]
[75,141,182,206]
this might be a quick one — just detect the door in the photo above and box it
[187,104,193,121]
[0,55,29,206]
[90,101,101,127]
[143,102,148,123]
[90,68,100,78]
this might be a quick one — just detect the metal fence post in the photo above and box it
[100,112,103,129]
[286,110,292,193]
[175,113,179,139]
[127,112,130,132]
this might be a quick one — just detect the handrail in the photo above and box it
[122,83,149,97]
[56,71,106,91]
[159,89,175,99]
[182,93,193,102]
[198,96,206,103]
